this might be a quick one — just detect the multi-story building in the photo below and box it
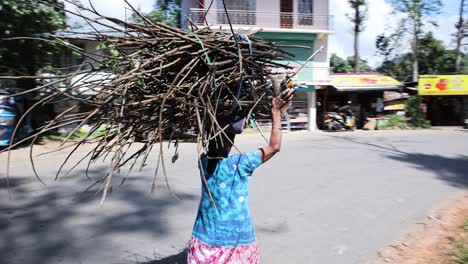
[181,0,334,131]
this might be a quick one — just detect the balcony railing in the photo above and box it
[189,8,333,31]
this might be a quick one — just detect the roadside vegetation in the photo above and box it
[41,126,109,141]
[453,219,468,264]
[405,96,431,128]
[380,114,408,129]
[379,96,431,130]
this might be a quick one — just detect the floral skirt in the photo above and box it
[187,237,259,264]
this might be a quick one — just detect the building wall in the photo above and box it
[255,32,316,85]
[256,0,280,28]
[182,0,331,31]
[181,0,198,28]
[312,33,330,83]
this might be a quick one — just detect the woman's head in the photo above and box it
[207,132,235,158]
[206,132,235,174]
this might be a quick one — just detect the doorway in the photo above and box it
[428,96,464,126]
[280,0,293,28]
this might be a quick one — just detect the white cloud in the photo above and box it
[64,0,154,25]
[329,0,460,67]
[429,15,459,48]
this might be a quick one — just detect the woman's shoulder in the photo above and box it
[227,149,262,166]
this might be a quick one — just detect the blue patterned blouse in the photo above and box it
[192,149,263,247]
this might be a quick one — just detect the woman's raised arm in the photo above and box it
[260,88,295,163]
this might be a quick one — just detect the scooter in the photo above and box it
[323,106,356,131]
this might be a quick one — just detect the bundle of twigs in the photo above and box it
[1,0,292,201]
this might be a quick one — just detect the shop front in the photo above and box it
[418,75,468,127]
[318,73,402,129]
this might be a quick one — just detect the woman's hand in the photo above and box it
[259,88,295,163]
[272,88,295,112]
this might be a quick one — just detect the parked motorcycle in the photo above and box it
[0,88,32,147]
[323,106,356,131]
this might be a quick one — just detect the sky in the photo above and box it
[65,0,463,67]
[329,0,462,66]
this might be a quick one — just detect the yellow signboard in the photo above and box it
[418,75,468,95]
[331,75,401,88]
[384,103,405,111]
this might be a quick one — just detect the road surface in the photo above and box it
[0,130,467,264]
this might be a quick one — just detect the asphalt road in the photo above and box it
[1,130,467,264]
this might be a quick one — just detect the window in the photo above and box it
[217,0,256,25]
[298,0,313,26]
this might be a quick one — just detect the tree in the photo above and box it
[388,0,443,82]
[376,56,413,81]
[417,32,459,74]
[129,0,181,27]
[377,32,463,81]
[346,56,373,72]
[455,0,467,73]
[0,0,67,89]
[330,54,373,73]
[347,0,367,72]
[330,54,353,73]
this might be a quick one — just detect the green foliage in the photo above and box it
[331,54,353,73]
[390,0,442,24]
[96,42,108,51]
[43,131,89,141]
[376,55,413,81]
[376,33,399,60]
[405,96,431,128]
[389,0,442,38]
[453,219,468,264]
[382,114,407,129]
[380,0,443,80]
[346,56,373,72]
[347,0,367,32]
[330,54,373,73]
[110,49,120,57]
[454,242,468,264]
[43,125,109,141]
[417,32,460,74]
[376,32,463,81]
[129,0,180,27]
[0,0,67,88]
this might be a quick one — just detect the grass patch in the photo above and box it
[42,126,109,141]
[43,131,89,141]
[453,219,468,264]
[381,114,408,129]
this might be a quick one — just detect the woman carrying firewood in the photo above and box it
[188,87,295,264]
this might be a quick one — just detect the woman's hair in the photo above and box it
[206,132,235,174]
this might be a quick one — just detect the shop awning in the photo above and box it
[331,74,402,92]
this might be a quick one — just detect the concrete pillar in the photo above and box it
[307,90,317,131]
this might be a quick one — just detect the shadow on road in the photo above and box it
[0,177,28,189]
[138,249,188,264]
[386,153,468,188]
[330,135,468,188]
[0,168,197,264]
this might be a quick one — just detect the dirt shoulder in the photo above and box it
[371,191,468,264]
